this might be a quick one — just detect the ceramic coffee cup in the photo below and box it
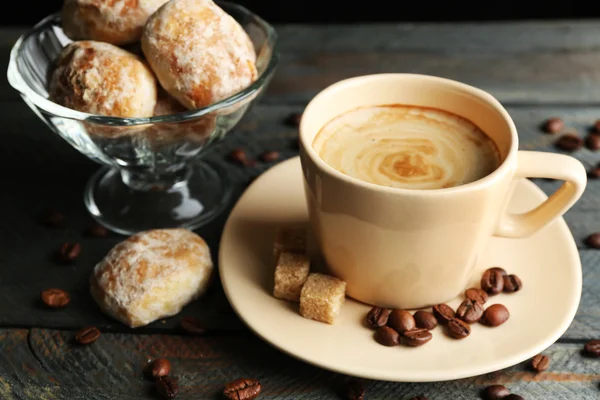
[299,73,587,309]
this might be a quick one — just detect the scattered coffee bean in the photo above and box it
[588,167,600,179]
[594,120,600,133]
[156,376,179,399]
[85,223,108,238]
[74,326,100,345]
[343,379,364,400]
[504,395,525,400]
[586,134,600,150]
[285,112,302,127]
[583,340,600,358]
[447,318,471,339]
[223,378,261,400]
[149,359,171,380]
[180,316,207,335]
[503,274,523,293]
[56,242,81,263]
[409,397,428,400]
[432,303,455,324]
[481,268,504,295]
[413,310,438,330]
[388,309,416,333]
[374,326,400,346]
[489,267,507,276]
[530,354,550,372]
[259,151,280,162]
[41,210,64,228]
[542,117,564,133]
[40,288,70,308]
[465,288,488,304]
[229,149,255,166]
[481,384,510,400]
[584,233,600,249]
[482,304,510,327]
[555,133,583,152]
[402,328,433,347]
[366,307,391,329]
[456,299,484,324]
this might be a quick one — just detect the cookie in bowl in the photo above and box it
[90,228,213,328]
[61,0,171,45]
[141,0,257,110]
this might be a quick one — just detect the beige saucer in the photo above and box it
[219,157,582,382]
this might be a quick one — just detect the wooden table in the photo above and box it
[1,20,600,399]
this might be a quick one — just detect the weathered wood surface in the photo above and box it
[0,328,597,400]
[1,101,600,337]
[6,21,600,104]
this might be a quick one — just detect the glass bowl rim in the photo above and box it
[7,1,279,126]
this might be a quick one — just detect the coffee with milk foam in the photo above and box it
[312,105,501,190]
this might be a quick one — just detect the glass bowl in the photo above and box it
[7,1,278,235]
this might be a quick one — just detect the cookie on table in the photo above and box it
[299,273,346,324]
[90,228,213,328]
[141,0,257,110]
[61,0,171,45]
[48,40,157,118]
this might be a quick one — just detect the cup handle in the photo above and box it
[493,150,587,238]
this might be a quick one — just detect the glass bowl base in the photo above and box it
[84,162,232,236]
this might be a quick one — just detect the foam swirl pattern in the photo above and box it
[313,105,501,190]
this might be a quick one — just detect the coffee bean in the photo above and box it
[285,112,302,127]
[74,326,100,345]
[586,134,600,150]
[41,288,70,308]
[489,267,507,276]
[223,378,261,400]
[555,133,583,152]
[366,307,391,329]
[259,151,280,162]
[504,395,524,400]
[588,167,600,179]
[594,120,600,133]
[543,117,564,133]
[503,274,523,293]
[402,328,433,347]
[481,268,504,295]
[413,310,438,330]
[482,304,510,327]
[85,223,108,238]
[374,326,400,346]
[41,210,64,228]
[447,318,471,339]
[56,242,81,263]
[456,299,484,323]
[432,304,455,325]
[584,233,600,249]
[149,359,171,380]
[481,385,510,400]
[388,309,416,333]
[229,149,255,166]
[583,340,600,357]
[180,316,207,335]
[465,288,488,304]
[409,397,428,400]
[530,354,550,372]
[343,379,364,400]
[156,376,178,399]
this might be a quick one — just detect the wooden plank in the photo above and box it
[5,22,600,104]
[0,101,599,335]
[0,328,595,399]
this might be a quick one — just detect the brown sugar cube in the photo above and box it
[273,252,311,302]
[273,227,306,261]
[299,273,346,324]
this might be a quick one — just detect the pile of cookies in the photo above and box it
[49,0,258,139]
[272,227,347,324]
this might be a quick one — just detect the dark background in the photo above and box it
[6,1,600,25]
